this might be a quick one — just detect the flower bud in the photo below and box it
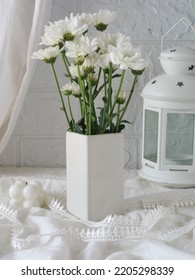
[64,90,72,96]
[72,91,81,98]
[73,55,85,65]
[32,46,60,64]
[84,65,95,74]
[116,90,126,104]
[88,73,98,86]
[43,57,57,64]
[61,82,80,97]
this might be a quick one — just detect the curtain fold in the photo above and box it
[0,0,52,154]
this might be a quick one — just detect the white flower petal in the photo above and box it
[93,10,117,25]
[65,35,98,58]
[32,46,60,62]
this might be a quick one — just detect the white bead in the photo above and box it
[29,180,43,192]
[23,200,40,208]
[23,182,43,200]
[16,180,27,188]
[9,199,23,208]
[38,196,44,207]
[23,180,43,199]
[9,181,26,199]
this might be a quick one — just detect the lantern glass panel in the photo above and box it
[165,113,194,165]
[144,109,159,163]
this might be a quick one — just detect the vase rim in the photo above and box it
[66,131,123,137]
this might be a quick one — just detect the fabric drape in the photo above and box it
[0,0,52,154]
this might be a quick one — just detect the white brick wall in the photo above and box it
[1,0,195,167]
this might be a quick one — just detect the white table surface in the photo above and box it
[0,167,195,260]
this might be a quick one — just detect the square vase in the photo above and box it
[66,132,124,221]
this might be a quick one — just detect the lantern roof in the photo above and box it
[142,47,195,102]
[142,73,195,102]
[160,47,195,61]
[159,47,195,75]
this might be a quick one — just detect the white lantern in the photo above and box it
[139,18,195,187]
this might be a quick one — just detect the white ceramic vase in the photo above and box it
[66,131,124,221]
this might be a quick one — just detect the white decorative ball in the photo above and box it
[9,199,23,208]
[38,196,44,207]
[29,180,43,191]
[8,180,44,209]
[8,180,26,199]
[23,199,40,208]
[23,181,43,200]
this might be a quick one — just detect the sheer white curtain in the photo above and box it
[0,0,52,154]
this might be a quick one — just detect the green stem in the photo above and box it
[79,96,83,118]
[62,51,70,66]
[93,73,120,99]
[107,62,113,112]
[116,104,121,132]
[87,75,93,135]
[93,68,102,97]
[67,96,75,130]
[103,71,107,99]
[77,65,88,134]
[61,53,72,81]
[100,71,108,133]
[50,63,71,129]
[102,63,113,132]
[110,69,125,115]
[119,74,138,123]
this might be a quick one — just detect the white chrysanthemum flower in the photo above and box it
[93,10,117,31]
[58,13,89,41]
[109,42,147,71]
[97,53,111,69]
[40,20,64,46]
[61,81,80,97]
[87,73,98,86]
[96,33,132,70]
[69,64,85,78]
[97,33,118,54]
[97,33,131,55]
[79,12,94,26]
[122,45,149,71]
[130,58,149,71]
[83,54,98,73]
[31,46,60,63]
[116,33,131,46]
[65,35,98,59]
[40,13,89,46]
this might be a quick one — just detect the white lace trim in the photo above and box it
[1,169,195,251]
[9,207,195,250]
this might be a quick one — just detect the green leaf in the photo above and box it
[121,120,132,124]
[112,73,121,78]
[98,108,105,128]
[110,123,116,133]
[102,96,108,103]
[118,124,125,132]
[74,124,83,134]
[106,113,117,123]
[75,118,85,134]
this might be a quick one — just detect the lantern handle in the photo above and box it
[161,17,195,52]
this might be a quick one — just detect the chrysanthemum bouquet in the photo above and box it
[32,10,148,135]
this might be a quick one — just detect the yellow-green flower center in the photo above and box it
[95,23,108,32]
[63,32,74,41]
